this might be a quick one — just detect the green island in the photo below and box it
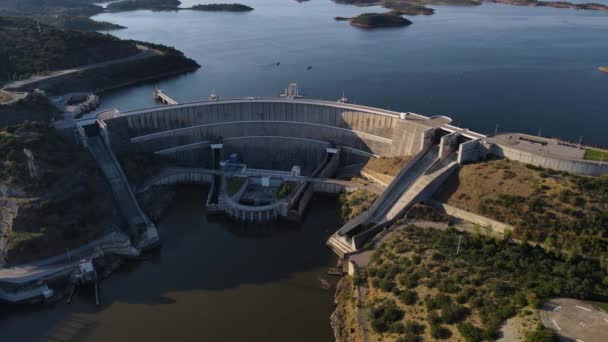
[337,12,413,29]
[335,224,607,341]
[335,0,608,19]
[190,3,254,12]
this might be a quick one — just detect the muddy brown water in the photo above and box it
[0,187,340,341]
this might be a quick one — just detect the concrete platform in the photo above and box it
[540,298,608,342]
[493,133,588,162]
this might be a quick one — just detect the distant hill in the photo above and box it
[106,0,182,12]
[0,16,140,84]
[0,0,121,31]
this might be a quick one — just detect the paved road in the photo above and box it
[540,298,608,342]
[2,45,161,92]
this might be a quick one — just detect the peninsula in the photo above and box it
[338,12,413,28]
[190,3,254,11]
[0,16,199,94]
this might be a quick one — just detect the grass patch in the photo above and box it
[226,177,246,196]
[592,301,608,312]
[584,149,608,161]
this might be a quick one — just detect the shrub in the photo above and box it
[400,290,418,305]
[442,304,470,324]
[369,299,404,333]
[525,327,557,342]
[457,322,484,342]
[430,324,452,339]
[404,321,425,335]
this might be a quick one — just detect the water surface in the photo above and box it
[0,188,340,341]
[94,0,608,145]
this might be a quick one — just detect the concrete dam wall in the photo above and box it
[99,98,608,176]
[103,99,431,171]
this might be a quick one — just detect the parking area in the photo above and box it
[540,298,608,342]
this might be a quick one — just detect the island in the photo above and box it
[334,0,608,17]
[337,12,413,29]
[190,3,254,12]
[106,0,182,12]
[599,66,608,73]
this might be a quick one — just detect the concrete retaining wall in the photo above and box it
[491,143,608,176]
[0,199,18,266]
[439,132,460,160]
[458,139,488,164]
[426,200,512,234]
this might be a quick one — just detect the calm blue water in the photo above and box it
[94,0,608,145]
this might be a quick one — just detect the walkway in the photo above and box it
[138,166,384,195]
[87,136,158,248]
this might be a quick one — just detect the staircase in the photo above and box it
[87,136,159,249]
[327,234,356,258]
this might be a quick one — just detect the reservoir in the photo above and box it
[0,188,340,341]
[94,0,608,145]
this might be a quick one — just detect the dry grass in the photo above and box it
[435,158,608,255]
[339,189,378,223]
[0,90,12,103]
[364,155,412,177]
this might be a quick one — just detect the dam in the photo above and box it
[82,89,608,254]
[2,88,607,303]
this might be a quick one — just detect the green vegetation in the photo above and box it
[361,225,608,341]
[440,158,608,258]
[0,16,139,83]
[584,148,608,161]
[0,1,123,32]
[1,94,58,127]
[339,189,377,222]
[106,0,181,12]
[1,123,114,264]
[348,13,412,29]
[277,182,294,199]
[226,177,246,196]
[191,3,254,11]
[524,326,557,342]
